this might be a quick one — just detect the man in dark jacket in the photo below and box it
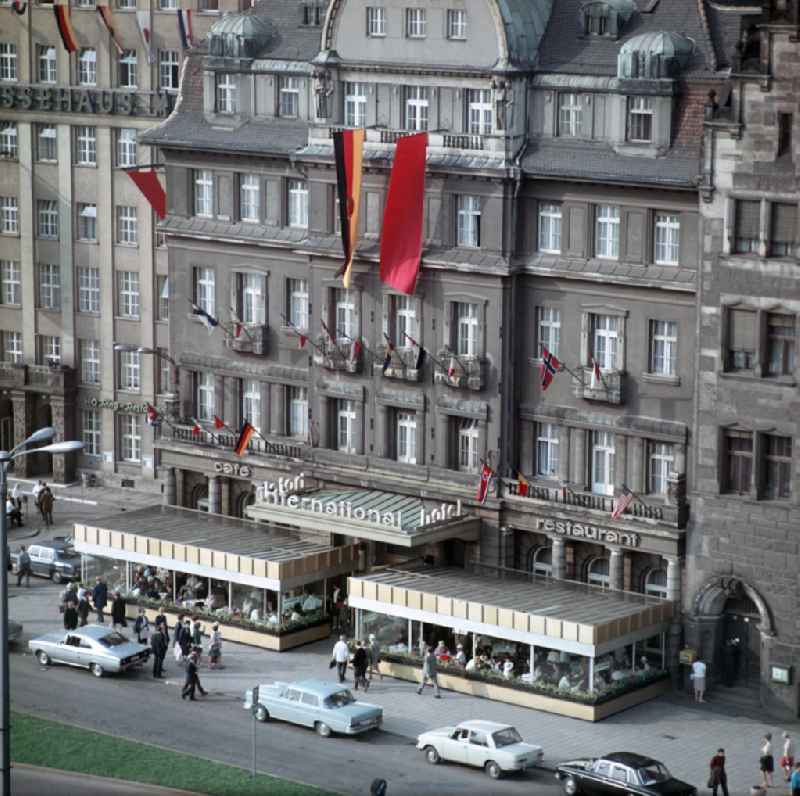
[352,641,369,692]
[110,591,127,630]
[154,606,170,644]
[181,650,207,700]
[92,577,108,623]
[16,546,31,587]
[152,625,167,678]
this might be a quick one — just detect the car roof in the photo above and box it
[71,625,120,640]
[457,720,512,732]
[603,753,657,767]
[287,679,351,698]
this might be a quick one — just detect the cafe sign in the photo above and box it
[0,85,174,117]
[534,517,641,548]
[213,461,252,478]
[83,398,150,413]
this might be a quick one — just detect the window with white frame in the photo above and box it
[0,43,17,82]
[77,203,97,241]
[157,276,169,321]
[3,331,21,364]
[457,418,480,473]
[590,313,620,370]
[538,203,562,253]
[192,266,215,317]
[392,294,417,345]
[288,385,308,438]
[116,128,137,167]
[766,312,797,377]
[119,350,140,391]
[77,267,100,313]
[241,379,261,431]
[288,278,308,329]
[117,0,135,8]
[537,306,561,358]
[0,260,20,305]
[78,49,97,86]
[648,441,674,495]
[81,409,101,456]
[278,76,300,118]
[37,263,60,309]
[771,203,797,257]
[654,213,680,265]
[334,288,356,340]
[536,422,560,477]
[531,547,553,577]
[406,7,426,37]
[116,205,137,245]
[235,272,266,325]
[118,49,137,88]
[0,197,17,233]
[77,0,95,7]
[38,334,60,365]
[456,195,481,248]
[396,411,417,464]
[216,73,237,114]
[336,399,357,454]
[287,179,308,228]
[159,50,180,90]
[466,88,492,135]
[591,430,615,496]
[558,93,582,137]
[194,170,213,217]
[455,301,479,357]
[366,6,386,36]
[37,45,57,83]
[239,175,260,222]
[80,339,100,384]
[37,200,58,239]
[195,371,215,420]
[627,96,654,143]
[649,319,677,377]
[447,8,467,39]
[117,271,140,318]
[36,124,57,162]
[345,82,367,128]
[0,122,17,159]
[644,568,668,599]
[595,205,620,259]
[587,557,610,588]
[119,414,141,462]
[157,349,170,393]
[75,126,97,165]
[405,86,428,131]
[159,0,178,8]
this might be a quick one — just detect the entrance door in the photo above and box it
[722,595,761,687]
[0,402,13,451]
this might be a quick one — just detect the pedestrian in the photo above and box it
[352,640,369,692]
[134,607,150,645]
[92,576,108,623]
[15,545,31,587]
[708,748,729,796]
[331,634,349,683]
[782,732,795,782]
[154,605,170,643]
[173,613,185,649]
[180,619,192,657]
[151,624,167,678]
[208,623,222,669]
[181,650,207,701]
[761,732,775,789]
[417,646,441,698]
[110,591,127,630]
[39,485,54,527]
[691,657,707,703]
[791,761,800,796]
[367,634,382,682]
[63,594,79,631]
[191,619,203,649]
[5,496,22,527]
[31,481,43,515]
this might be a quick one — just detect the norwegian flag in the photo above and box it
[447,357,457,379]
[477,463,494,504]
[145,404,160,427]
[591,357,602,389]
[611,485,635,520]
[539,347,561,391]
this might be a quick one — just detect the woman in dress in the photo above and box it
[208,623,222,669]
[761,732,775,789]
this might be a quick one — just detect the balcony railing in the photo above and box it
[433,350,486,391]
[0,362,77,394]
[573,368,624,404]
[442,133,484,151]
[165,423,306,460]
[224,325,269,356]
[312,338,362,374]
[374,347,422,383]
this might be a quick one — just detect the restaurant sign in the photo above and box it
[0,85,174,117]
[535,517,641,548]
[83,398,150,413]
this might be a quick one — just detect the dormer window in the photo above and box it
[215,73,238,114]
[627,96,654,143]
[580,0,635,39]
[302,3,322,26]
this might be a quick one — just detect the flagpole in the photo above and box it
[382,332,402,366]
[279,313,323,354]
[403,332,441,370]
[229,307,254,341]
[528,356,586,387]
[320,320,348,365]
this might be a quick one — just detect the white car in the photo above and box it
[416,719,544,779]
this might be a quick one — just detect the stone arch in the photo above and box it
[692,575,775,638]
[235,488,256,519]
[189,482,208,511]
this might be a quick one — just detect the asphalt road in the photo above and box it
[9,579,563,796]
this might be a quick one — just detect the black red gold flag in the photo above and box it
[234,421,255,456]
[333,128,365,289]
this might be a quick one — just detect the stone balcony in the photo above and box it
[433,350,486,391]
[0,363,77,395]
[373,347,422,383]
[312,338,362,374]
[164,422,307,461]
[223,324,269,356]
[572,367,624,404]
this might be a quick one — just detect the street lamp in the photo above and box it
[0,429,83,796]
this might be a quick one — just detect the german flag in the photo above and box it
[234,421,255,457]
[517,471,529,497]
[333,128,365,289]
[54,1,78,53]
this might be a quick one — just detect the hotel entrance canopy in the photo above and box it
[73,505,358,592]
[246,488,479,548]
[348,566,674,657]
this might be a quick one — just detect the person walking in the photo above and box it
[38,485,54,528]
[63,593,79,631]
[134,607,150,645]
[791,761,800,796]
[417,646,441,698]
[154,606,170,643]
[181,650,207,700]
[110,591,127,630]
[760,732,775,789]
[191,619,203,650]
[352,641,369,692]
[708,748,729,796]
[92,577,108,623]
[208,623,222,669]
[331,635,349,683]
[31,480,43,508]
[691,657,707,703]
[782,732,795,782]
[151,624,167,678]
[367,634,383,683]
[16,546,31,588]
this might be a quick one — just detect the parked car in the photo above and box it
[417,720,544,780]
[10,542,81,583]
[8,621,22,644]
[243,679,383,738]
[28,625,150,677]
[555,753,697,795]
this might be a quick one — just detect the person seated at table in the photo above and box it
[465,656,478,673]
[433,640,449,659]
[290,605,303,622]
[454,644,467,666]
[5,498,22,527]
[266,612,279,625]
[502,656,515,680]
[249,607,261,622]
[302,593,322,611]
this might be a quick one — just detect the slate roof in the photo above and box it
[495,0,555,67]
[233,0,322,61]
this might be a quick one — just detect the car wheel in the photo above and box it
[315,722,332,738]
[485,761,502,780]
[562,775,579,795]
[255,705,268,722]
[89,663,104,678]
[51,570,63,584]
[35,650,50,666]
[424,746,440,765]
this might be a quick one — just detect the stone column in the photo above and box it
[175,468,185,508]
[500,526,515,570]
[551,536,566,580]
[570,428,586,488]
[435,411,449,468]
[614,436,628,490]
[609,547,624,591]
[374,404,388,458]
[208,475,221,515]
[665,555,681,603]
[270,384,286,437]
[10,391,31,476]
[629,437,645,493]
[221,477,231,516]
[50,396,77,483]
[665,555,683,686]
[557,425,571,483]
[163,467,177,506]
[317,396,330,450]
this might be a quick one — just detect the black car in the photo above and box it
[10,542,81,583]
[556,752,697,796]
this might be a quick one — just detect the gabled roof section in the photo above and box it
[495,0,555,68]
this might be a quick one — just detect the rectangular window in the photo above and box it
[344,82,367,128]
[538,203,562,253]
[727,308,756,371]
[278,76,300,118]
[336,399,357,453]
[117,0,135,8]
[537,306,560,358]
[241,379,261,431]
[75,125,97,165]
[648,442,674,495]
[559,93,582,137]
[288,386,308,438]
[334,288,356,340]
[0,43,17,82]
[158,50,180,90]
[77,203,97,241]
[777,113,792,159]
[455,301,479,357]
[654,213,680,265]
[116,205,137,245]
[770,203,796,257]
[118,49,137,88]
[649,319,678,377]
[36,124,57,162]
[77,0,96,7]
[236,272,266,325]
[0,122,17,159]
[78,49,97,86]
[536,422,559,478]
[406,7,426,37]
[763,434,792,500]
[288,278,308,329]
[37,45,57,84]
[216,73,237,114]
[405,86,428,131]
[37,334,60,366]
[3,331,22,364]
[766,313,796,377]
[194,170,213,217]
[157,349,170,393]
[393,294,417,345]
[119,350,140,391]
[116,128,137,167]
[79,339,100,384]
[591,430,615,496]
[0,197,17,233]
[287,179,308,228]
[734,199,760,254]
[465,88,492,136]
[366,6,386,36]
[456,195,481,248]
[595,205,620,259]
[37,263,60,309]
[396,411,417,464]
[447,8,467,39]
[590,314,619,370]
[159,0,178,9]
[120,414,141,462]
[627,96,653,143]
[77,267,100,313]
[117,271,140,319]
[0,260,20,305]
[198,0,219,10]
[157,276,169,321]
[193,266,215,317]
[457,418,479,473]
[239,175,260,222]
[81,410,101,456]
[37,199,58,239]
[724,430,752,494]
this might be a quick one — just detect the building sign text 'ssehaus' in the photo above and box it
[535,517,641,548]
[0,85,175,118]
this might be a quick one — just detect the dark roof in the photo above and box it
[604,752,657,767]
[234,0,322,61]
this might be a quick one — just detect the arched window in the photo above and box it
[587,557,610,588]
[533,547,552,578]
[237,490,256,519]
[644,568,668,599]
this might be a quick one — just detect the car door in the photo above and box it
[57,634,82,665]
[38,548,54,577]
[75,637,96,667]
[26,547,41,575]
[300,691,321,729]
[607,764,637,796]
[588,760,616,796]
[280,688,304,724]
[466,730,491,768]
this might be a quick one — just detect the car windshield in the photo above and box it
[638,763,671,785]
[325,690,355,708]
[97,632,128,648]
[492,728,523,747]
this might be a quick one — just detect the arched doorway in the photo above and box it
[190,483,209,511]
[526,545,552,577]
[643,568,668,599]
[235,489,255,519]
[586,556,610,589]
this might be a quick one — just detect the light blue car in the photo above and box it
[243,678,383,738]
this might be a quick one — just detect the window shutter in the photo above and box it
[729,308,756,349]
[772,203,797,242]
[735,200,760,239]
[477,301,486,357]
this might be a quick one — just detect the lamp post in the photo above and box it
[0,430,83,796]
[113,343,180,421]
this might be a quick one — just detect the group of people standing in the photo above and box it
[708,732,798,796]
[330,634,382,691]
[58,578,126,630]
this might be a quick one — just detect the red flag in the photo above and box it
[447,357,457,378]
[54,1,78,53]
[379,133,428,295]
[517,471,529,497]
[298,334,307,349]
[213,415,225,430]
[539,346,561,391]
[126,169,166,219]
[611,486,634,520]
[477,463,494,504]
[333,129,365,289]
[191,419,202,436]
[233,322,243,339]
[350,337,363,361]
[97,6,124,55]
[145,404,160,426]
[234,421,255,456]
[591,357,602,389]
